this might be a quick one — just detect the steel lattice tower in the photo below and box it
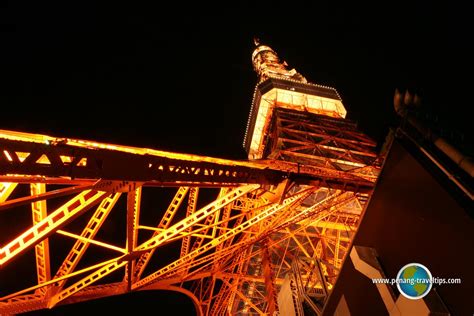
[0,42,382,315]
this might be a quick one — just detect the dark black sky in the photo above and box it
[1,1,472,314]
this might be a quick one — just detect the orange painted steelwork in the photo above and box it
[0,42,382,315]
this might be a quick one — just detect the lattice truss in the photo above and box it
[263,108,380,182]
[0,128,380,315]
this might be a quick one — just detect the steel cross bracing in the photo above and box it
[0,129,374,192]
[0,126,380,315]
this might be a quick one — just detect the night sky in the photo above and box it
[1,2,472,314]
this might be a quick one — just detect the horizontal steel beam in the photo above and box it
[0,130,375,192]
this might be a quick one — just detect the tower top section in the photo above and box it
[252,40,307,83]
[245,40,348,159]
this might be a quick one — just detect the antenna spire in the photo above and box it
[251,41,306,83]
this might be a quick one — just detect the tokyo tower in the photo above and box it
[0,41,382,315]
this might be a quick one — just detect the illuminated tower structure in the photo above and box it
[236,42,382,315]
[0,42,381,315]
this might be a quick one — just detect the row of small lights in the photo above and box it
[242,85,260,148]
